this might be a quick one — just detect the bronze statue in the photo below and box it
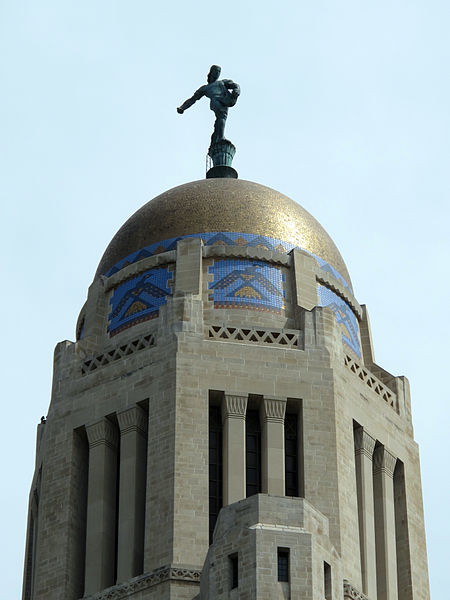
[177,65,240,145]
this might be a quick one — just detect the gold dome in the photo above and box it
[96,178,351,287]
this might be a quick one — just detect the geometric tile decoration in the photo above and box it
[343,354,398,413]
[104,231,352,293]
[317,284,361,358]
[208,259,285,313]
[108,266,173,336]
[206,324,300,348]
[82,333,155,375]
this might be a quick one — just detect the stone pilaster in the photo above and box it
[116,406,148,583]
[354,427,377,599]
[290,248,318,311]
[261,396,287,495]
[84,418,119,595]
[222,393,247,505]
[373,445,398,600]
[175,237,203,297]
[359,304,375,366]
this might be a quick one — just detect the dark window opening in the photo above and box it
[324,561,332,599]
[285,413,298,496]
[230,554,238,589]
[246,410,261,497]
[209,405,223,543]
[278,548,289,582]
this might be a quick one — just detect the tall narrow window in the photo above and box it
[246,410,261,497]
[23,494,38,600]
[285,413,298,496]
[72,428,88,597]
[230,554,238,589]
[278,548,289,582]
[209,405,223,543]
[324,562,332,599]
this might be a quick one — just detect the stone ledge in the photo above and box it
[103,250,176,292]
[316,271,362,320]
[81,565,201,600]
[203,244,290,265]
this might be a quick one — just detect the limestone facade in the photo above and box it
[22,182,429,600]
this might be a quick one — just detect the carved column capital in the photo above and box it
[262,396,287,423]
[117,405,148,436]
[373,445,397,478]
[86,418,118,450]
[222,393,248,420]
[354,427,376,460]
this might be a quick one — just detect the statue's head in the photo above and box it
[207,65,221,83]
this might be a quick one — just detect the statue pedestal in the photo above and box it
[206,139,238,179]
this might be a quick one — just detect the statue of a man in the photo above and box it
[177,65,240,145]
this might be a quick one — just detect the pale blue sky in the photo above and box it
[1,1,449,596]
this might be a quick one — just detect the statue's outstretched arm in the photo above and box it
[177,86,206,114]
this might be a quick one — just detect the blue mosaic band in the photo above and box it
[108,266,173,336]
[105,233,360,360]
[208,259,285,313]
[104,231,351,293]
[317,284,361,358]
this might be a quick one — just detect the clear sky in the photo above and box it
[1,1,448,597]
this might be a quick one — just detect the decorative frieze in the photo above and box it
[81,334,155,375]
[206,324,300,348]
[81,565,201,600]
[354,427,376,460]
[373,445,397,478]
[222,393,248,420]
[343,579,370,600]
[344,354,398,413]
[86,418,118,450]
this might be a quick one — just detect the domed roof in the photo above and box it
[96,178,351,287]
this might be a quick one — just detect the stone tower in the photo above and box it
[22,176,429,600]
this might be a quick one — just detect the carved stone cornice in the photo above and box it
[86,418,119,450]
[343,579,369,599]
[81,565,201,600]
[222,393,248,420]
[262,396,287,423]
[117,406,148,436]
[354,427,376,460]
[373,446,397,478]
